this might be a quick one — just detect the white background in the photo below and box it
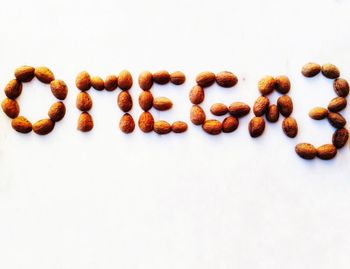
[0,0,350,268]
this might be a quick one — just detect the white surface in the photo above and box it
[0,0,350,268]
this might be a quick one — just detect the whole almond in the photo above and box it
[332,128,349,149]
[171,121,188,133]
[153,97,173,111]
[295,143,317,160]
[277,95,293,117]
[196,71,216,87]
[275,75,291,94]
[328,112,346,129]
[76,92,93,111]
[333,78,349,97]
[170,71,186,85]
[317,144,337,160]
[91,76,105,91]
[222,116,239,133]
[5,79,22,99]
[50,80,68,100]
[228,102,250,117]
[78,112,94,132]
[216,71,238,88]
[258,76,275,95]
[309,107,328,120]
[138,112,154,133]
[210,103,228,116]
[76,71,91,91]
[14,65,35,82]
[139,91,154,111]
[154,120,172,134]
[249,117,265,137]
[321,64,340,79]
[253,96,270,116]
[33,119,55,135]
[118,91,133,112]
[301,62,321,77]
[189,85,205,104]
[202,119,222,135]
[11,116,32,133]
[105,75,118,91]
[118,70,133,90]
[266,104,279,122]
[190,105,206,125]
[328,97,347,112]
[138,71,153,90]
[35,66,55,84]
[119,113,135,134]
[153,70,170,85]
[282,117,298,138]
[48,102,66,122]
[1,98,20,118]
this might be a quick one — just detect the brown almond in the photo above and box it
[153,97,173,111]
[202,119,222,135]
[266,104,279,122]
[138,112,154,133]
[210,103,228,116]
[332,128,349,149]
[282,117,298,138]
[76,92,93,111]
[153,70,170,85]
[249,117,265,137]
[253,96,270,116]
[138,71,153,90]
[275,75,291,94]
[215,71,238,88]
[139,91,153,111]
[154,120,172,134]
[277,95,293,117]
[48,102,66,122]
[14,65,35,82]
[196,71,216,87]
[328,97,347,112]
[50,80,68,100]
[308,107,328,120]
[333,78,349,97]
[328,112,346,129]
[189,85,205,104]
[76,71,91,91]
[78,112,94,132]
[170,71,186,85]
[321,64,340,79]
[33,119,55,135]
[171,121,188,133]
[118,70,133,90]
[190,105,206,125]
[5,79,22,99]
[119,113,135,133]
[222,116,239,133]
[35,66,55,84]
[104,75,118,91]
[317,144,337,160]
[301,63,321,77]
[91,76,105,91]
[1,98,20,118]
[258,76,275,95]
[11,116,32,133]
[295,143,317,160]
[228,102,250,117]
[118,91,133,112]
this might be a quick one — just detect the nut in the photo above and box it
[253,96,270,116]
[301,63,321,77]
[210,103,228,116]
[196,71,216,87]
[119,113,135,133]
[48,102,66,122]
[78,112,94,132]
[105,75,118,91]
[33,119,55,135]
[5,79,22,99]
[76,71,91,91]
[11,116,32,133]
[228,102,250,117]
[139,91,154,111]
[282,117,298,138]
[202,119,222,135]
[277,95,293,117]
[317,144,337,160]
[118,70,133,90]
[153,70,170,85]
[189,85,205,104]
[14,65,35,82]
[275,75,291,94]
[266,104,279,122]
[50,80,68,100]
[153,97,173,111]
[309,107,328,120]
[215,71,238,88]
[332,128,349,149]
[171,121,188,133]
[295,143,317,160]
[1,98,20,118]
[258,76,275,95]
[321,64,340,79]
[190,105,206,125]
[222,116,239,133]
[154,120,172,134]
[138,71,153,90]
[249,117,265,137]
[170,71,186,85]
[91,76,105,91]
[34,66,55,84]
[118,91,133,112]
[138,112,154,133]
[333,78,349,97]
[328,97,347,112]
[76,92,93,111]
[328,112,346,129]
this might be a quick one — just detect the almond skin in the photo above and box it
[332,128,349,149]
[301,63,321,77]
[154,120,172,134]
[76,92,93,111]
[138,112,154,133]
[118,70,133,90]
[76,71,91,91]
[91,76,105,91]
[258,76,275,95]
[321,64,340,79]
[266,104,279,122]
[35,66,55,84]
[139,91,154,111]
[14,65,35,82]
[328,112,346,129]
[196,71,216,87]
[228,102,250,117]
[317,144,337,160]
[222,116,239,133]
[328,97,347,112]
[104,75,118,91]
[5,79,22,99]
[309,107,328,120]
[189,85,205,104]
[190,105,206,125]
[253,96,270,116]
[48,102,66,122]
[215,71,238,88]
[210,103,228,116]
[277,95,293,117]
[295,143,317,160]
[119,113,135,134]
[33,119,55,135]
[282,117,298,138]
[138,71,153,90]
[11,116,32,133]
[78,112,94,132]
[170,71,186,85]
[118,91,133,112]
[333,78,349,97]
[171,121,188,133]
[50,80,68,100]
[202,119,222,135]
[249,117,265,137]
[275,75,291,94]
[153,70,170,85]
[153,97,173,111]
[1,98,20,118]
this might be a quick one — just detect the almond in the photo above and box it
[295,143,317,160]
[119,113,135,133]
[253,96,270,116]
[153,70,170,85]
[154,120,171,134]
[321,64,340,79]
[277,95,293,117]
[328,112,346,129]
[328,97,347,112]
[301,62,321,77]
[210,103,228,116]
[266,104,279,122]
[215,71,238,88]
[35,66,55,84]
[33,119,55,135]
[78,112,94,132]
[190,105,206,125]
[1,98,20,118]
[171,121,188,133]
[228,102,250,117]
[5,79,22,99]
[76,92,93,111]
[258,76,275,95]
[138,112,154,133]
[138,71,153,90]
[202,119,222,135]
[275,75,291,94]
[222,116,239,133]
[249,117,265,137]
[91,76,105,91]
[282,117,298,138]
[14,65,35,82]
[170,71,186,85]
[118,91,133,112]
[50,80,68,100]
[189,85,205,104]
[48,102,66,122]
[76,71,91,91]
[118,70,133,90]
[309,107,328,120]
[332,128,349,149]
[196,71,216,87]
[105,75,118,91]
[11,116,32,133]
[153,97,173,111]
[139,91,154,111]
[317,144,337,160]
[333,78,349,97]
